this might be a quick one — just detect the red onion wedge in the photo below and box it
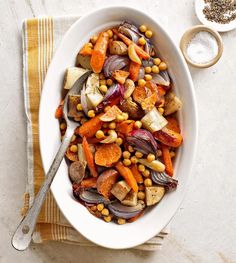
[74,188,111,204]
[103,55,129,77]
[151,70,171,87]
[96,84,124,112]
[121,21,155,55]
[151,171,178,190]
[126,129,159,155]
[108,201,145,219]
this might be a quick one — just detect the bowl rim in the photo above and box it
[39,5,198,249]
[180,25,223,68]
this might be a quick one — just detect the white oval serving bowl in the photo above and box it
[39,6,198,249]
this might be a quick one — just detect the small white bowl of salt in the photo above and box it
[180,25,223,68]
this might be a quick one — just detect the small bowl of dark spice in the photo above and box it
[195,0,236,32]
[180,25,223,68]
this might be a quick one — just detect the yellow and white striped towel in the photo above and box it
[21,16,170,251]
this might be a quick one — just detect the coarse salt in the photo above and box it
[186,31,218,64]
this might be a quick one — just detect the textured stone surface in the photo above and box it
[0,0,236,262]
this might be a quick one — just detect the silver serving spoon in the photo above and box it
[12,70,91,251]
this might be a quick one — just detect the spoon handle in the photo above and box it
[11,128,74,251]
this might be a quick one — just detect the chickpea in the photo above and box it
[152,65,159,74]
[101,208,109,216]
[97,203,104,211]
[76,103,83,111]
[104,215,112,222]
[87,110,95,118]
[170,151,176,158]
[100,79,107,85]
[145,30,153,38]
[138,164,145,172]
[138,37,146,45]
[107,29,113,38]
[109,122,116,129]
[145,66,152,74]
[117,218,126,225]
[153,58,161,66]
[116,114,124,122]
[144,178,152,187]
[123,151,131,159]
[138,191,145,200]
[157,149,162,157]
[158,107,164,115]
[70,145,78,153]
[159,62,167,71]
[142,169,150,177]
[99,85,108,93]
[104,106,111,112]
[90,35,98,45]
[113,34,118,40]
[130,156,138,164]
[145,74,152,81]
[60,122,66,130]
[134,121,142,129]
[122,112,129,120]
[96,130,105,139]
[147,153,155,162]
[106,78,113,86]
[116,137,123,145]
[128,145,134,153]
[71,135,76,142]
[138,79,146,87]
[135,151,143,158]
[139,25,147,33]
[123,159,131,166]
[90,205,97,212]
[99,73,105,80]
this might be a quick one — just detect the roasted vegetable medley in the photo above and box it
[55,21,183,224]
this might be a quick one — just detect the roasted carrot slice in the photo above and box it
[130,164,143,184]
[80,43,93,56]
[112,29,150,59]
[75,113,103,138]
[132,86,147,104]
[82,137,98,177]
[95,143,122,167]
[96,169,119,199]
[116,120,135,135]
[115,162,138,192]
[157,85,166,96]
[112,70,130,84]
[90,31,109,73]
[80,177,98,188]
[55,100,64,119]
[166,116,181,133]
[129,61,141,82]
[154,127,183,148]
[161,144,173,176]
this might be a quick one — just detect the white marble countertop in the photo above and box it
[0,0,236,262]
